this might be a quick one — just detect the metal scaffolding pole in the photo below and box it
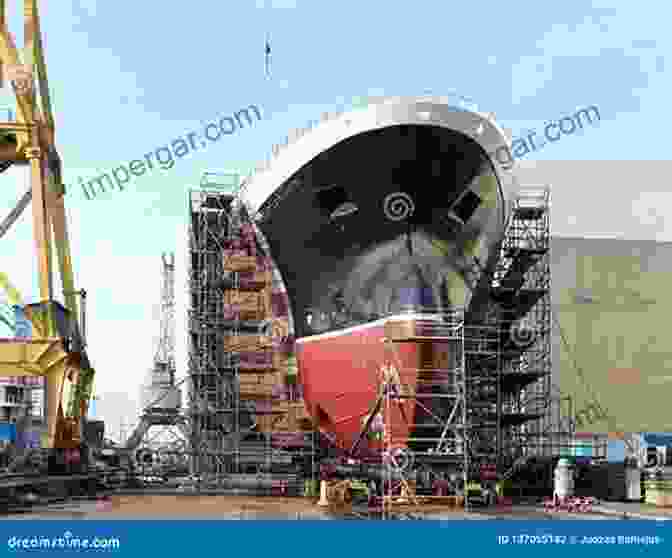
[186,174,316,495]
[468,187,571,492]
[374,308,468,518]
[315,187,562,515]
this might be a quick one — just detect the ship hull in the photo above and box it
[296,318,411,456]
[297,314,458,457]
[242,96,516,456]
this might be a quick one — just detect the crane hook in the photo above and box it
[264,35,272,80]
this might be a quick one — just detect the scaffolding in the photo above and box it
[186,173,316,495]
[378,308,468,517]
[184,179,564,506]
[368,187,569,515]
[469,187,574,485]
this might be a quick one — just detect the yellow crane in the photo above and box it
[0,1,94,460]
[0,272,47,336]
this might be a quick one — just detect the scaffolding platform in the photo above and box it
[187,178,316,486]
[326,186,568,517]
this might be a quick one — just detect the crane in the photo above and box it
[123,253,188,453]
[0,1,94,468]
[0,272,19,332]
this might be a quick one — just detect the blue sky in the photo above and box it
[0,0,668,437]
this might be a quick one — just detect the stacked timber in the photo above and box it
[238,372,280,399]
[222,222,276,403]
[232,349,281,372]
[223,290,271,321]
[222,223,260,272]
[237,270,272,290]
[256,399,292,433]
[221,218,312,435]
[222,334,271,352]
[282,402,313,432]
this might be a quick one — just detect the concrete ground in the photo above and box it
[4,495,671,520]
[591,501,672,520]
[3,495,331,520]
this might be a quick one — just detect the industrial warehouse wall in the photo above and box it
[551,236,672,433]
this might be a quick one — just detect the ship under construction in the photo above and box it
[184,96,573,509]
[0,0,670,519]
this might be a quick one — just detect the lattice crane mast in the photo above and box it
[154,253,176,378]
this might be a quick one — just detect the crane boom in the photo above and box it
[0,1,94,464]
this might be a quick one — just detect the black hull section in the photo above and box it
[257,124,505,340]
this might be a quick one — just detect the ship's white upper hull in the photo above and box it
[242,96,519,222]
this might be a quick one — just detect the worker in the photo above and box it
[368,479,377,507]
[482,482,493,506]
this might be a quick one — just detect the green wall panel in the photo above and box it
[556,251,672,432]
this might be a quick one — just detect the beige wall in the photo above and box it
[551,236,672,432]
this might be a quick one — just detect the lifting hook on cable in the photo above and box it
[264,34,272,80]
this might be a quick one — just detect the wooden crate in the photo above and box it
[223,289,271,321]
[239,370,279,399]
[271,415,289,432]
[255,399,292,433]
[239,376,277,399]
[223,253,258,272]
[240,385,274,399]
[274,353,296,376]
[238,270,272,291]
[273,400,290,414]
[269,317,290,340]
[289,401,309,420]
[236,351,283,373]
[286,402,313,431]
[256,415,278,433]
[270,401,313,432]
[240,371,279,386]
[223,334,270,352]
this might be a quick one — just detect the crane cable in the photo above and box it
[264,32,271,80]
[550,307,636,454]
[551,308,600,405]
[0,188,31,241]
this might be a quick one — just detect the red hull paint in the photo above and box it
[297,319,427,456]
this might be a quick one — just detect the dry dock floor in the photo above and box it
[103,495,325,518]
[5,495,328,519]
[4,495,672,520]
